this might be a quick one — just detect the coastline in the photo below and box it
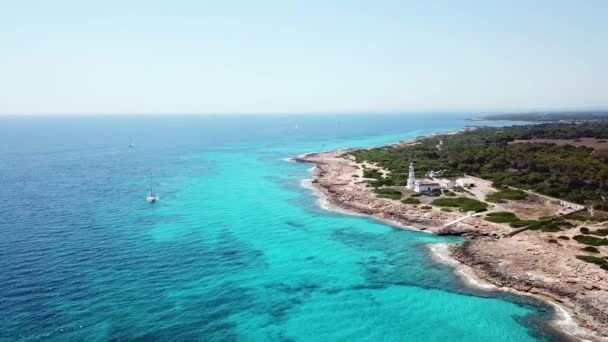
[295,134,608,341]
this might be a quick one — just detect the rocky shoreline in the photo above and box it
[295,148,608,341]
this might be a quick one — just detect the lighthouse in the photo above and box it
[406,162,416,190]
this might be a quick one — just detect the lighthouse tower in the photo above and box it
[406,162,416,190]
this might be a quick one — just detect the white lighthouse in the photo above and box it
[406,162,416,190]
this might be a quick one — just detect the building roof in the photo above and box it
[415,179,439,185]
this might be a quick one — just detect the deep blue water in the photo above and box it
[0,114,565,341]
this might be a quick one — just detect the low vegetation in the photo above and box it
[509,220,537,228]
[576,255,607,265]
[573,235,608,246]
[581,246,600,253]
[589,229,608,236]
[401,197,421,205]
[431,197,488,212]
[486,188,528,203]
[566,214,588,222]
[373,188,402,200]
[527,219,564,232]
[485,212,519,223]
[453,187,473,195]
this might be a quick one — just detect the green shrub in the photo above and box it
[581,246,600,253]
[453,187,473,195]
[580,227,590,234]
[548,239,558,243]
[431,197,488,213]
[485,212,519,223]
[593,202,608,211]
[590,228,608,236]
[509,220,537,228]
[566,214,587,222]
[523,219,564,232]
[486,189,528,203]
[576,255,607,265]
[573,235,608,246]
[589,216,608,222]
[558,235,570,240]
[443,190,456,197]
[401,197,421,205]
[363,169,383,179]
[373,188,402,200]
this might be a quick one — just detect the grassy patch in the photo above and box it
[363,169,383,179]
[573,235,608,246]
[453,187,473,195]
[443,190,456,197]
[373,188,402,200]
[485,212,519,223]
[507,218,565,232]
[565,214,588,222]
[509,220,537,228]
[401,197,421,205]
[576,255,607,265]
[528,219,563,232]
[590,228,608,236]
[581,246,600,253]
[441,208,453,212]
[486,188,528,202]
[431,197,488,213]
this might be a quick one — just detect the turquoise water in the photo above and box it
[0,114,564,341]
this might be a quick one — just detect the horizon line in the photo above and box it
[1,108,608,117]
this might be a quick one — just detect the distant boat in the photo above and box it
[146,182,157,203]
[129,139,135,148]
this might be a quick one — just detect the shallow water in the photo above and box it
[0,114,564,341]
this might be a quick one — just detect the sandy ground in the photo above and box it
[296,149,608,341]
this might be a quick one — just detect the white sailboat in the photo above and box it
[146,182,157,203]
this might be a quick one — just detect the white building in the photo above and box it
[437,179,455,189]
[414,179,441,193]
[456,178,475,188]
[406,162,416,190]
[559,200,585,210]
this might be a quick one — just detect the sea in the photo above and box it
[0,113,571,341]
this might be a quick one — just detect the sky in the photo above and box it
[0,0,607,115]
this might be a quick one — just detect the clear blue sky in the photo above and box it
[1,0,606,115]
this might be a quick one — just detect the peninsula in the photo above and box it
[297,121,608,340]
